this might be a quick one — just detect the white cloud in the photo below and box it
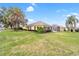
[62,9,67,11]
[66,14,71,17]
[71,13,79,16]
[28,18,34,22]
[56,9,67,13]
[56,10,61,13]
[28,18,35,24]
[66,13,79,17]
[31,3,36,6]
[26,6,34,12]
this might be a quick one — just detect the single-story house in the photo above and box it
[59,26,65,32]
[27,21,52,31]
[51,24,60,32]
[51,24,65,32]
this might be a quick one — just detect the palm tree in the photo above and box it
[66,15,78,32]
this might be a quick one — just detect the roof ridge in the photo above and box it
[28,21,50,26]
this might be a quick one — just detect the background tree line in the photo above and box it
[0,7,79,32]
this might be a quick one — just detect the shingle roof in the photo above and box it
[28,21,51,27]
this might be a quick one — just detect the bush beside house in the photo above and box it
[36,27,45,33]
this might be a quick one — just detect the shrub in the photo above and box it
[75,28,79,32]
[36,27,44,33]
[13,26,27,31]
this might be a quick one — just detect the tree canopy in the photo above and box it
[0,7,28,30]
[66,15,79,32]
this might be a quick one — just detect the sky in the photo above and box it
[0,3,79,26]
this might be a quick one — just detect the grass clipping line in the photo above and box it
[11,39,73,56]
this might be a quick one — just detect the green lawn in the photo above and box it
[0,30,79,56]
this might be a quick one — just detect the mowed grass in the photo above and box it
[0,30,79,56]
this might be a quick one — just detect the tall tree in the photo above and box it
[0,7,28,30]
[6,7,26,29]
[66,15,78,32]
